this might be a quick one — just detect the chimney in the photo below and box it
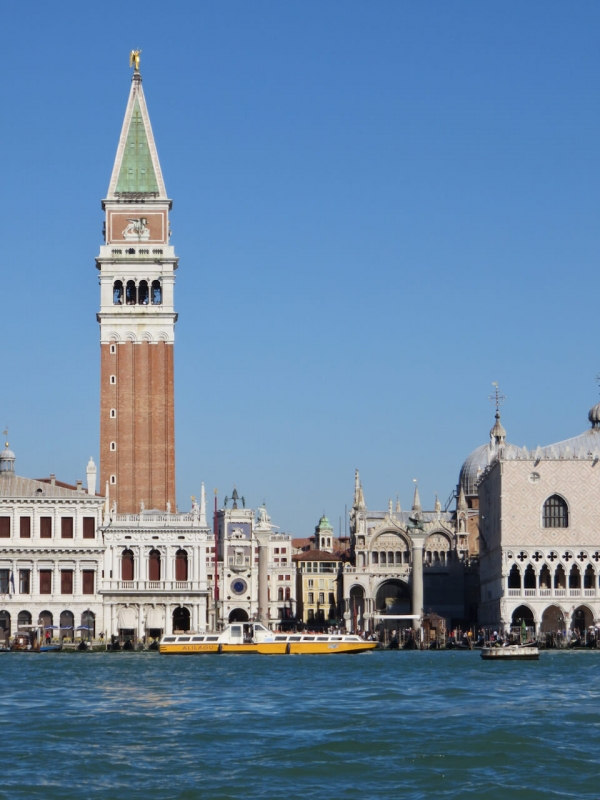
[50,474,56,486]
[86,457,97,496]
[76,480,83,492]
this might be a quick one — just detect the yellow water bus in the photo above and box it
[159,623,377,655]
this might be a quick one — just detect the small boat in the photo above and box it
[481,643,539,661]
[10,626,62,653]
[159,623,378,655]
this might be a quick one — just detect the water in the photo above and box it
[1,650,599,799]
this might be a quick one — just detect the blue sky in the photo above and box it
[1,3,599,535]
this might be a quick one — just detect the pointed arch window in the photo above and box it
[543,495,569,528]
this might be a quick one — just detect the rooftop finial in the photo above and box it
[589,374,600,429]
[130,49,142,72]
[489,382,506,415]
[3,427,8,447]
[489,382,507,444]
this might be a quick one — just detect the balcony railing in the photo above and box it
[506,587,595,599]
[101,580,207,594]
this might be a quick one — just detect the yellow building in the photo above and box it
[292,516,346,628]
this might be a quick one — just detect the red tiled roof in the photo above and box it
[35,478,80,491]
[292,550,341,562]
[292,537,314,548]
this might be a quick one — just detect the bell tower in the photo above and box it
[97,57,177,513]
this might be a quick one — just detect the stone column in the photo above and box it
[409,531,427,631]
[255,531,271,625]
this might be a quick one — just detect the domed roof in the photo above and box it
[318,515,333,530]
[458,444,492,496]
[0,441,15,475]
[589,403,600,428]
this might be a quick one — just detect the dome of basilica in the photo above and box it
[458,444,492,496]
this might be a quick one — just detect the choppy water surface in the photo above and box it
[1,650,599,799]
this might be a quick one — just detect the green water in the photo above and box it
[1,649,599,799]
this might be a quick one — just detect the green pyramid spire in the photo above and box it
[115,97,159,194]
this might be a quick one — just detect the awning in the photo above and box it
[145,607,164,629]
[117,607,137,629]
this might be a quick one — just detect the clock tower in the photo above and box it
[96,61,177,513]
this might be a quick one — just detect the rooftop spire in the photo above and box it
[489,382,507,445]
[412,480,421,513]
[106,56,167,201]
[457,483,467,511]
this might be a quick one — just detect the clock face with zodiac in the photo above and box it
[231,579,247,596]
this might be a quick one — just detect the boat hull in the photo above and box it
[159,641,377,655]
[481,646,539,661]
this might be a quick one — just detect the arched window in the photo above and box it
[151,280,162,305]
[543,495,568,528]
[277,587,284,601]
[138,280,149,306]
[584,564,595,589]
[17,610,31,628]
[395,552,402,564]
[539,564,551,589]
[524,564,536,589]
[569,565,581,589]
[149,549,161,581]
[508,564,521,589]
[113,280,123,304]
[380,552,386,565]
[60,610,74,638]
[372,552,378,565]
[121,549,134,581]
[38,610,53,629]
[81,610,95,639]
[126,280,137,305]
[175,549,188,582]
[0,610,10,639]
[554,564,566,589]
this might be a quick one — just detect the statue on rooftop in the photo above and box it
[130,50,141,71]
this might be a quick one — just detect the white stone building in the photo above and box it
[0,445,105,642]
[344,471,471,631]
[99,485,211,640]
[478,398,600,635]
[211,490,296,628]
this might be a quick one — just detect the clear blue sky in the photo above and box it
[1,3,599,535]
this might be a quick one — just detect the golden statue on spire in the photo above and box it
[130,50,142,72]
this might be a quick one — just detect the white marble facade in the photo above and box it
[0,449,105,641]
[478,400,600,633]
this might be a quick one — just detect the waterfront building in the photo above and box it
[344,472,473,631]
[292,515,346,626]
[100,484,211,640]
[0,444,104,642]
[477,396,600,635]
[211,490,296,628]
